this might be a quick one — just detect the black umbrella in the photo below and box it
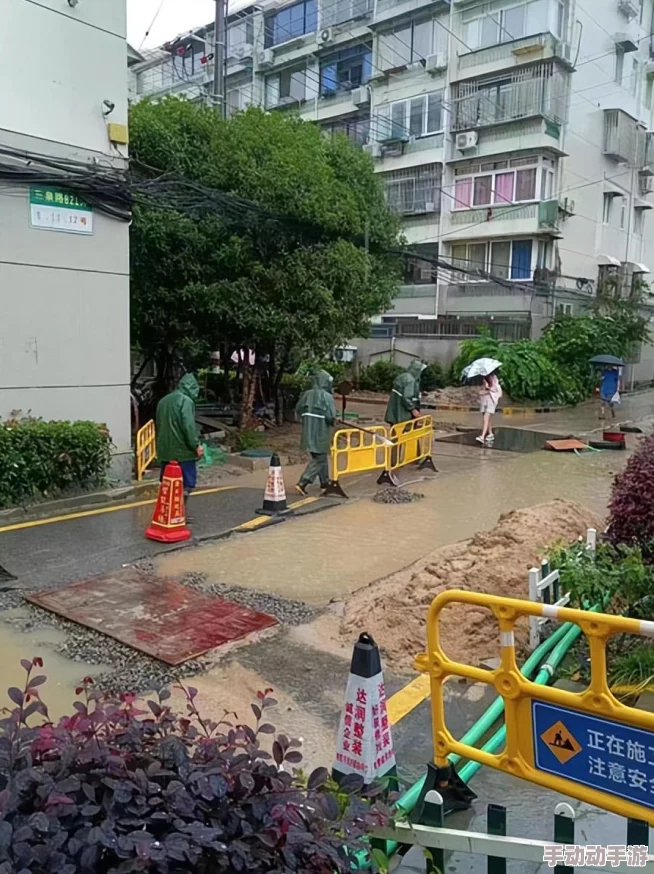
[590,355,626,367]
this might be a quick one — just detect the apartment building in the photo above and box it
[130,0,654,379]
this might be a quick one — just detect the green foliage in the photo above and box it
[421,362,446,391]
[358,360,404,393]
[453,310,645,405]
[233,429,265,453]
[0,417,112,507]
[294,359,348,384]
[610,645,654,689]
[129,100,402,392]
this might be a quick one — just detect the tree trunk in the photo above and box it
[239,357,257,428]
[273,347,291,425]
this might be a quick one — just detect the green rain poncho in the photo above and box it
[155,373,200,463]
[296,369,337,455]
[385,360,424,426]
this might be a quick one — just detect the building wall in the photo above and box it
[0,2,131,480]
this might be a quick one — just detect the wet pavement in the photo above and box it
[0,486,261,588]
[438,427,565,453]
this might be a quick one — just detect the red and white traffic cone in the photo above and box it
[145,461,192,543]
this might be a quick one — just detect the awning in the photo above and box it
[625,261,650,273]
[634,199,654,210]
[598,254,621,267]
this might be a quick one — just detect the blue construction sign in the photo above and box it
[533,701,654,808]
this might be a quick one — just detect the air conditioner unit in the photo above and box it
[455,130,478,150]
[640,175,654,194]
[351,86,370,107]
[257,48,274,68]
[363,142,382,158]
[425,52,447,73]
[318,27,334,45]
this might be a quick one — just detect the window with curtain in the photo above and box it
[473,176,493,205]
[495,172,515,203]
[515,168,537,200]
[452,156,548,209]
[511,240,533,279]
[454,177,472,208]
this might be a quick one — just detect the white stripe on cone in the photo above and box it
[264,466,286,503]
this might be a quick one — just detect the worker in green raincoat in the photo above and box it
[156,373,203,502]
[385,360,426,426]
[295,369,336,496]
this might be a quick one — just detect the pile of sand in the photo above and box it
[341,500,601,672]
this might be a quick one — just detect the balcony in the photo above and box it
[453,33,573,81]
[452,62,568,133]
[444,199,562,240]
[603,109,645,165]
[374,0,449,26]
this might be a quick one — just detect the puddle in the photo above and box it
[0,617,110,720]
[437,427,564,453]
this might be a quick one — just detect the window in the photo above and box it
[320,43,372,96]
[377,91,444,140]
[265,0,317,47]
[620,196,627,229]
[227,18,254,55]
[452,155,549,209]
[384,163,441,215]
[322,0,373,28]
[464,0,558,50]
[615,49,624,85]
[403,256,438,284]
[450,240,534,279]
[634,207,645,235]
[265,65,310,107]
[603,193,613,224]
[379,17,445,70]
[322,115,370,146]
[555,302,573,315]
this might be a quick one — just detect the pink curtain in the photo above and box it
[494,172,514,204]
[454,177,472,209]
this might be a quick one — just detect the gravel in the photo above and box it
[179,572,316,626]
[373,487,424,504]
[0,568,315,695]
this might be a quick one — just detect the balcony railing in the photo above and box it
[457,33,571,73]
[604,109,646,165]
[452,61,568,131]
[449,203,537,225]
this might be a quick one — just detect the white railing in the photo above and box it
[449,203,537,225]
[528,528,597,649]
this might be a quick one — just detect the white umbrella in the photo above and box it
[462,358,502,380]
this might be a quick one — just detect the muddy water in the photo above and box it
[0,617,110,720]
[157,447,623,606]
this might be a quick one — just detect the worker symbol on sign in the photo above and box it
[541,720,583,765]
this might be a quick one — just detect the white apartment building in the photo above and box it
[130,0,654,380]
[1,0,131,479]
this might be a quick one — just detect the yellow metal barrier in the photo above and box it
[136,419,156,481]
[415,590,654,824]
[388,415,436,471]
[325,425,390,497]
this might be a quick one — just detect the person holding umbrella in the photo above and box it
[462,358,503,445]
[590,355,625,420]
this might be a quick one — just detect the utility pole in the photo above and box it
[213,0,227,118]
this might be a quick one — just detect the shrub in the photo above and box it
[358,361,403,393]
[0,663,389,874]
[234,428,265,452]
[0,416,112,508]
[421,362,445,392]
[607,435,654,558]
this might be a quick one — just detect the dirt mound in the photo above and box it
[341,500,601,672]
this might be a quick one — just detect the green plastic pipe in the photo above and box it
[458,619,584,783]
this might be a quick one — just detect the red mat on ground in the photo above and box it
[28,572,277,665]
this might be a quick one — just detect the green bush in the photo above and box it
[0,417,112,507]
[234,429,265,452]
[421,362,446,392]
[358,360,403,393]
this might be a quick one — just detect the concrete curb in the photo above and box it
[0,481,159,525]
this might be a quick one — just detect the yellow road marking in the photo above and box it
[232,496,319,532]
[0,486,235,534]
[387,674,431,725]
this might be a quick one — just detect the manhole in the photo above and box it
[28,571,277,665]
[436,427,564,454]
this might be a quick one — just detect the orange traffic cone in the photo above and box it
[145,461,192,543]
[257,452,291,516]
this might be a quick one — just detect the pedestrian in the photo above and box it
[155,373,203,509]
[477,370,502,445]
[295,369,336,496]
[599,366,621,420]
[385,360,425,426]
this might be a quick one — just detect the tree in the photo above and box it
[129,99,402,421]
